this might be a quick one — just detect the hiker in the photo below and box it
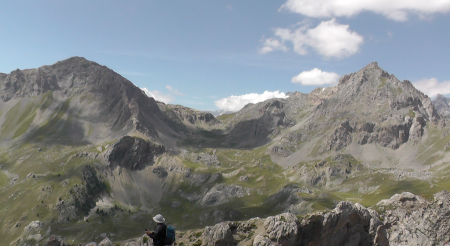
[145,214,168,246]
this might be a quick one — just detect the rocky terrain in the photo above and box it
[2,57,450,245]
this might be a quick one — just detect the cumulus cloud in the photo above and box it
[165,85,184,96]
[141,88,174,103]
[291,68,340,86]
[214,91,288,112]
[261,19,363,59]
[280,0,450,21]
[413,78,450,98]
[258,38,289,54]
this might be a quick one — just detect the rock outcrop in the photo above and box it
[200,184,250,207]
[376,191,450,245]
[56,165,106,223]
[105,136,165,171]
[203,222,235,246]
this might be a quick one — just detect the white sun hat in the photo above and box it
[153,214,165,223]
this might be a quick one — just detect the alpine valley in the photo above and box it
[2,57,450,246]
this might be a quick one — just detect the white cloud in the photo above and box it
[214,91,288,112]
[413,78,450,98]
[165,85,184,96]
[141,88,174,103]
[258,38,289,54]
[280,0,450,21]
[261,19,363,59]
[291,68,340,86]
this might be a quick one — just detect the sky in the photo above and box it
[1,0,450,111]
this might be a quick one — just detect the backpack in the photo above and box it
[164,225,176,245]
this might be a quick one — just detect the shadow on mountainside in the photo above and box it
[26,117,91,146]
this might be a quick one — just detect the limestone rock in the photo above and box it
[201,184,249,207]
[99,237,113,246]
[23,220,44,234]
[263,213,299,245]
[252,234,274,246]
[377,191,450,245]
[203,222,235,246]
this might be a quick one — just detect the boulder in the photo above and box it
[99,237,113,246]
[203,222,235,246]
[263,213,299,245]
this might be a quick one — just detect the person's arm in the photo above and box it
[150,224,165,240]
[145,229,153,237]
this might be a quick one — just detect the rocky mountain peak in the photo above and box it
[364,61,379,69]
[433,94,450,118]
[275,62,441,155]
[338,61,390,87]
[436,94,445,99]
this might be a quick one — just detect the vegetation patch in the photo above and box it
[217,113,235,122]
[13,112,37,139]
[0,101,21,138]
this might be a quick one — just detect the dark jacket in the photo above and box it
[149,223,167,246]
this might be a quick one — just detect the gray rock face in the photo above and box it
[201,184,249,207]
[376,191,450,245]
[105,136,165,171]
[252,234,273,246]
[203,222,235,246]
[263,213,299,245]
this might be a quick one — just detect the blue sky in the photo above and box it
[1,0,450,111]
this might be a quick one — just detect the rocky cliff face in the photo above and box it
[104,136,165,171]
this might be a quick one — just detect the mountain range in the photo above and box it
[1,57,450,245]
